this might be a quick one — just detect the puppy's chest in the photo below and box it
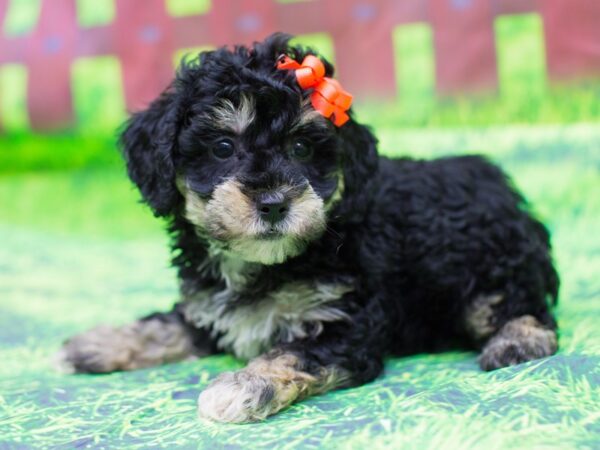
[183,265,352,360]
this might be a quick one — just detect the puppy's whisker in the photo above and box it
[325,225,342,240]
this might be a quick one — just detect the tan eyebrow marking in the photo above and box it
[210,94,255,134]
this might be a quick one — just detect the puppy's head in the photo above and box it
[120,33,377,265]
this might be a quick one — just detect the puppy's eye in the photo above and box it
[212,139,235,159]
[291,140,313,160]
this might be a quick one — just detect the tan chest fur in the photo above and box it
[183,257,352,360]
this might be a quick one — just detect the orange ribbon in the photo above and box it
[277,54,353,127]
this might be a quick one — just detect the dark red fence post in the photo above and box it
[430,0,498,95]
[3,0,600,131]
[493,0,536,15]
[114,0,175,113]
[325,0,397,98]
[25,0,77,130]
[0,0,12,65]
[0,0,7,131]
[172,10,212,51]
[276,0,329,36]
[541,0,600,81]
[209,0,277,47]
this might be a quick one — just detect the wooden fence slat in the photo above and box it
[276,0,330,36]
[0,36,28,64]
[2,0,600,130]
[209,0,278,48]
[541,0,600,81]
[114,0,174,112]
[388,0,428,24]
[493,0,536,15]
[430,0,498,95]
[76,25,116,58]
[0,0,7,132]
[26,0,77,130]
[0,0,7,23]
[326,0,397,97]
[173,14,212,50]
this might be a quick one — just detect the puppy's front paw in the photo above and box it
[53,325,135,374]
[197,371,277,423]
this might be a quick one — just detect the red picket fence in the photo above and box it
[1,0,600,131]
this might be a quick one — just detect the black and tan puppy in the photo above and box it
[56,34,559,423]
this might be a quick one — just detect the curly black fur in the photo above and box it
[60,33,559,422]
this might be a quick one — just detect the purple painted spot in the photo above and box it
[185,375,200,384]
[451,0,473,10]
[69,437,95,448]
[236,13,262,33]
[139,25,161,43]
[352,3,377,22]
[171,389,198,400]
[43,35,62,54]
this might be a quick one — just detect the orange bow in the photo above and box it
[277,54,353,127]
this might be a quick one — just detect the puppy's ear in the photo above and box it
[339,118,379,199]
[119,91,180,217]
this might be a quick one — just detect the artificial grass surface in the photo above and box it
[0,125,599,448]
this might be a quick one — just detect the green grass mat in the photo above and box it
[0,125,599,448]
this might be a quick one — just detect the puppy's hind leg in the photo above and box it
[55,306,212,374]
[464,295,558,371]
[478,315,558,371]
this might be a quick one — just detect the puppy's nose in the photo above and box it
[257,193,289,225]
